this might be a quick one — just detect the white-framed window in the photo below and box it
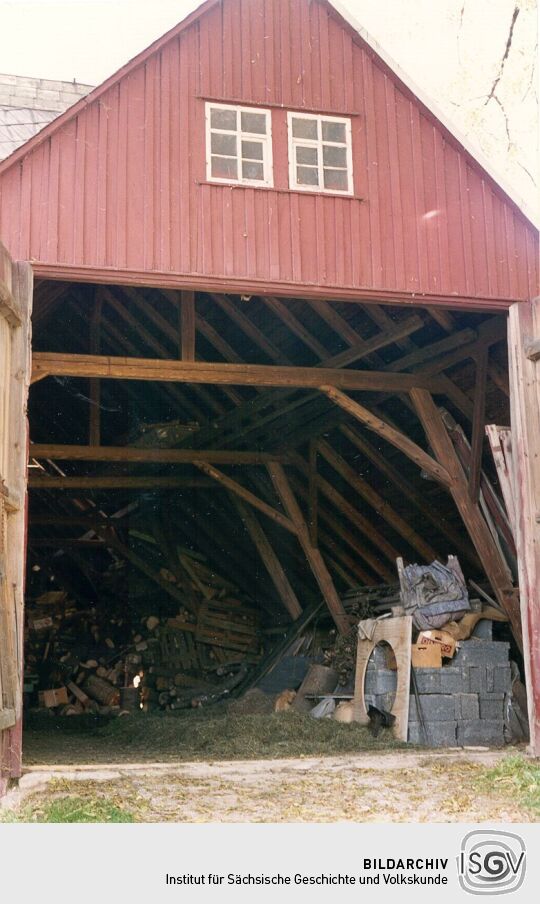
[205,102,273,187]
[287,112,353,195]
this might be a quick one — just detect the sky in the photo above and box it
[0,0,537,218]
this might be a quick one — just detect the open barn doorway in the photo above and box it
[21,279,523,766]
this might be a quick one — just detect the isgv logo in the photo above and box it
[458,830,526,895]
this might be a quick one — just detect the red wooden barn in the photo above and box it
[0,0,539,788]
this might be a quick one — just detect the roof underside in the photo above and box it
[28,281,514,626]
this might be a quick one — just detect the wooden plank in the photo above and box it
[322,385,452,487]
[29,476,214,489]
[29,444,288,465]
[267,463,350,634]
[308,439,318,548]
[232,497,302,620]
[194,462,296,535]
[468,345,489,502]
[410,388,522,647]
[486,424,516,535]
[508,298,540,755]
[180,290,195,361]
[31,353,448,392]
[0,279,21,326]
[89,290,103,445]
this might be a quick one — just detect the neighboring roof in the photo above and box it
[0,73,93,161]
[0,0,534,229]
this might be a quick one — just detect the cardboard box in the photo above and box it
[417,629,457,659]
[411,643,442,668]
[40,687,69,708]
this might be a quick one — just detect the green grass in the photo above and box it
[2,794,134,823]
[23,708,404,765]
[475,754,540,815]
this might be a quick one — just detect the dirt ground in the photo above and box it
[8,749,535,822]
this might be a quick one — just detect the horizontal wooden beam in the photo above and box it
[31,262,516,311]
[29,476,215,490]
[31,352,447,393]
[0,278,22,325]
[29,444,287,465]
[321,385,452,488]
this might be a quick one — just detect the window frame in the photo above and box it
[205,102,274,188]
[287,111,354,196]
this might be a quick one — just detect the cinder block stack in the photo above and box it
[365,638,512,747]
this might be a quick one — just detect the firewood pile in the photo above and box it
[24,550,262,717]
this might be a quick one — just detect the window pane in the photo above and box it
[242,140,264,160]
[210,107,237,131]
[211,132,237,156]
[211,156,238,179]
[323,168,348,190]
[292,117,318,140]
[242,160,265,181]
[296,145,318,165]
[297,165,319,186]
[241,111,267,134]
[323,144,347,167]
[322,120,346,143]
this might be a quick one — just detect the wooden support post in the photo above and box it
[410,388,522,647]
[267,463,350,634]
[308,439,318,548]
[321,385,452,487]
[180,291,195,361]
[89,290,103,446]
[469,345,489,502]
[232,497,302,620]
[508,298,540,755]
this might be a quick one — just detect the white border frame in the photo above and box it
[205,102,274,188]
[287,111,354,196]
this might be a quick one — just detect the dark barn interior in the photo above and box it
[22,279,520,755]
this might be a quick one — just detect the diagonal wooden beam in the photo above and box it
[321,385,452,488]
[267,463,350,634]
[410,388,521,646]
[318,440,440,562]
[193,462,296,535]
[180,290,195,361]
[232,497,302,620]
[469,345,489,502]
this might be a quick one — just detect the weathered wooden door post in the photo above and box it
[508,298,540,757]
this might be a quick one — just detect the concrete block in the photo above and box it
[413,669,441,694]
[364,668,397,695]
[457,720,505,747]
[455,693,480,720]
[374,692,395,712]
[408,720,457,747]
[409,694,455,722]
[492,665,512,693]
[472,619,493,640]
[453,640,509,666]
[467,666,486,693]
[439,666,468,693]
[479,694,505,721]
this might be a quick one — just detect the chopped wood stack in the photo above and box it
[24,550,262,717]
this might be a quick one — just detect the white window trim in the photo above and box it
[287,111,353,196]
[205,102,273,188]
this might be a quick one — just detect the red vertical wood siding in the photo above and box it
[0,0,536,302]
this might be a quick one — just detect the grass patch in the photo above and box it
[24,708,405,766]
[2,793,134,823]
[475,754,540,815]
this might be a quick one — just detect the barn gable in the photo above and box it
[0,0,537,306]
